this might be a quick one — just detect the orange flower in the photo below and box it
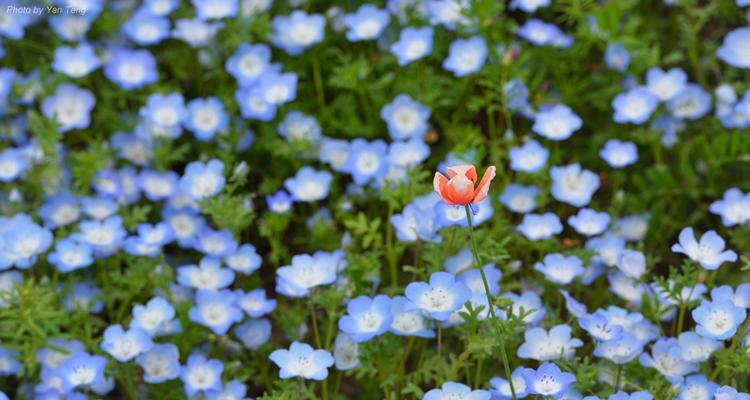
[433,165,496,206]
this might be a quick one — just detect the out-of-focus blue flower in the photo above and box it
[586,232,626,267]
[63,283,103,314]
[521,362,576,398]
[612,87,659,124]
[489,367,529,400]
[550,164,599,207]
[52,43,100,78]
[104,48,159,90]
[593,332,644,364]
[646,67,687,101]
[47,238,93,273]
[560,289,588,318]
[423,382,490,400]
[278,110,321,144]
[0,148,28,182]
[388,295,435,338]
[517,19,573,48]
[568,208,610,236]
[405,271,471,321]
[677,331,720,363]
[391,27,434,66]
[41,84,95,132]
[123,8,170,45]
[236,288,276,317]
[638,337,698,382]
[388,138,429,168]
[0,214,54,270]
[284,166,333,202]
[500,290,546,324]
[184,97,228,140]
[100,324,153,362]
[381,94,431,140]
[333,332,360,371]
[193,227,237,258]
[266,190,293,213]
[714,386,750,400]
[177,257,235,290]
[224,243,261,275]
[717,27,750,69]
[600,139,638,168]
[518,212,563,240]
[144,0,179,16]
[534,254,585,285]
[338,294,393,342]
[518,324,583,361]
[342,4,390,42]
[0,2,31,39]
[192,0,237,20]
[499,184,539,214]
[579,312,623,341]
[276,252,337,296]
[235,318,272,350]
[206,379,246,400]
[131,297,176,335]
[271,11,325,55]
[269,342,334,380]
[667,84,712,120]
[136,343,180,384]
[189,289,243,335]
[179,159,225,200]
[225,43,272,86]
[671,227,737,270]
[510,0,550,12]
[533,104,582,141]
[443,36,487,77]
[509,140,548,173]
[605,43,631,72]
[391,193,442,243]
[691,299,746,340]
[171,18,225,47]
[53,352,107,393]
[179,354,224,396]
[343,138,389,185]
[677,375,718,400]
[615,249,646,279]
[427,0,470,30]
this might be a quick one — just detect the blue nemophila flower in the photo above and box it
[711,284,750,309]
[193,227,237,258]
[443,36,487,77]
[253,70,298,107]
[189,289,243,335]
[586,233,625,267]
[47,238,93,273]
[225,43,272,86]
[63,283,104,314]
[104,48,158,90]
[509,140,548,173]
[510,0,550,12]
[38,192,82,229]
[445,248,474,274]
[284,166,333,202]
[600,139,638,168]
[405,271,471,321]
[638,337,698,382]
[389,295,435,338]
[172,18,225,47]
[691,299,746,340]
[391,27,434,66]
[235,318,272,350]
[533,104,582,141]
[427,0,471,29]
[388,138,430,168]
[338,294,393,342]
[138,170,179,201]
[0,148,28,182]
[608,272,647,305]
[144,0,179,15]
[224,243,261,275]
[0,271,21,307]
[124,222,175,257]
[278,110,322,144]
[534,253,585,285]
[333,332,360,371]
[667,84,712,120]
[269,342,334,380]
[271,11,325,55]
[179,159,225,200]
[122,8,170,45]
[517,212,563,240]
[131,297,176,335]
[141,92,186,130]
[490,367,529,400]
[517,19,573,48]
[612,87,658,124]
[709,188,750,227]
[615,249,646,279]
[579,312,623,341]
[192,0,237,20]
[52,43,100,78]
[677,331,720,363]
[646,67,687,101]
[206,379,246,400]
[715,386,750,400]
[560,289,588,318]
[184,97,228,140]
[605,43,631,72]
[456,264,501,294]
[423,382,491,400]
[381,94,431,140]
[180,353,224,396]
[53,352,107,393]
[550,163,600,207]
[276,253,337,296]
[593,332,644,364]
[677,374,718,400]
[518,324,583,361]
[605,391,654,400]
[717,27,750,69]
[236,288,276,317]
[49,13,94,41]
[343,138,389,185]
[499,183,539,214]
[178,257,235,290]
[568,208,610,236]
[342,4,390,42]
[266,190,293,213]
[100,324,153,362]
[671,227,737,270]
[0,214,53,270]
[41,84,95,132]
[136,343,180,384]
[0,347,18,376]
[0,3,31,39]
[504,79,533,114]
[522,362,576,398]
[36,338,83,370]
[319,138,350,172]
[163,207,205,247]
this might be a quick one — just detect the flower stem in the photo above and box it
[464,205,517,400]
[309,292,321,348]
[615,364,623,391]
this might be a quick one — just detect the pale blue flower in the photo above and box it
[342,4,390,42]
[605,43,630,72]
[188,289,243,335]
[499,184,539,214]
[533,104,582,141]
[518,212,563,240]
[381,94,431,140]
[692,299,746,340]
[391,27,434,65]
[600,139,638,168]
[423,382,490,400]
[671,227,737,270]
[100,324,153,362]
[646,67,687,101]
[443,36,487,77]
[517,19,573,48]
[104,48,159,90]
[717,27,750,69]
[534,254,585,285]
[522,362,576,398]
[338,294,393,342]
[180,354,223,396]
[612,87,658,124]
[638,338,698,382]
[518,324,583,361]
[136,343,180,383]
[668,84,712,120]
[271,11,326,55]
[550,164,599,207]
[41,84,95,132]
[235,318,272,350]
[676,375,718,400]
[709,188,750,227]
[568,208,610,236]
[405,271,471,321]
[509,140,548,172]
[269,342,334,380]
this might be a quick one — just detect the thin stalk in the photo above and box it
[311,54,325,113]
[309,294,321,348]
[437,324,442,359]
[614,364,623,391]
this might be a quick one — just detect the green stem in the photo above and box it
[464,205,517,400]
[311,54,325,113]
[614,364,623,391]
[437,324,442,359]
[309,293,321,348]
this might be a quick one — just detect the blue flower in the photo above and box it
[235,85,277,121]
[388,138,430,168]
[224,243,261,275]
[122,8,170,45]
[138,170,179,201]
[180,354,224,396]
[423,382,491,400]
[177,258,235,290]
[612,87,659,124]
[593,332,644,364]
[677,331,721,363]
[235,318,272,350]
[443,36,487,77]
[499,183,539,214]
[638,337,698,382]
[192,0,237,20]
[179,159,225,200]
[568,208,610,236]
[677,375,718,400]
[579,312,623,341]
[319,138,351,172]
[52,43,100,78]
[41,83,96,132]
[609,391,654,400]
[391,27,434,66]
[0,214,53,269]
[131,297,176,335]
[667,84,712,120]
[615,249,646,279]
[193,227,237,258]
[714,386,750,400]
[171,18,225,47]
[717,27,750,69]
[266,190,293,213]
[605,43,631,72]
[391,193,442,243]
[206,379,247,400]
[533,104,582,141]
[136,343,180,383]
[427,0,471,29]
[586,232,626,266]
[343,139,389,185]
[388,295,435,338]
[646,67,687,101]
[456,264,502,294]
[560,289,588,318]
[711,283,750,309]
[269,342,334,380]
[510,0,550,12]
[225,43,272,86]
[36,338,83,370]
[342,4,390,42]
[163,207,205,247]
[489,367,529,400]
[104,48,158,90]
[509,140,548,172]
[381,94,431,140]
[405,271,471,321]
[0,347,19,376]
[271,11,326,55]
[47,238,93,273]
[500,290,546,324]
[671,227,737,270]
[284,166,333,202]
[236,288,277,317]
[521,362,576,398]
[333,332,360,370]
[517,19,573,48]
[189,289,244,335]
[600,139,638,168]
[278,110,322,144]
[63,283,103,314]
[100,324,154,362]
[53,351,107,392]
[0,148,28,182]
[534,253,585,285]
[338,294,393,342]
[550,163,600,207]
[143,0,179,15]
[276,253,337,296]
[518,324,583,361]
[184,97,228,141]
[517,212,563,240]
[692,299,746,340]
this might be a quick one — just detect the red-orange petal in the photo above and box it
[445,165,477,182]
[472,166,496,203]
[443,175,475,205]
[433,172,448,197]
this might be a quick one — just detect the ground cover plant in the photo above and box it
[0,0,750,399]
